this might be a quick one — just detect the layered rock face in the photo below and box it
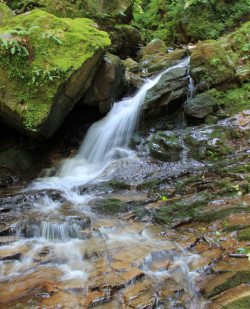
[0,8,110,138]
[82,53,128,113]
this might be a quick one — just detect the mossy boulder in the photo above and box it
[238,227,250,241]
[0,9,110,137]
[154,194,208,226]
[184,93,219,119]
[0,2,13,26]
[190,40,237,87]
[149,131,182,162]
[81,52,128,113]
[123,58,137,69]
[190,22,250,88]
[184,126,235,161]
[131,49,187,77]
[227,21,250,82]
[139,38,166,59]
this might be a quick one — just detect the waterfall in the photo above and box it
[58,57,190,180]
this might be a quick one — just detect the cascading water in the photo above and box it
[0,57,208,309]
[57,57,190,182]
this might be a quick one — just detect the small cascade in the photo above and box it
[187,69,195,99]
[58,57,190,180]
[30,221,81,241]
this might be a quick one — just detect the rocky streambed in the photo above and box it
[0,109,249,309]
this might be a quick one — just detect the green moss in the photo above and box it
[0,9,110,133]
[0,2,13,26]
[238,227,250,241]
[190,39,237,86]
[185,126,234,161]
[227,22,250,60]
[6,0,133,20]
[223,224,250,233]
[207,83,250,115]
[154,192,249,226]
[137,179,161,191]
[106,180,131,190]
[197,207,250,223]
[207,271,250,298]
[154,194,208,225]
[223,296,250,309]
[94,198,126,215]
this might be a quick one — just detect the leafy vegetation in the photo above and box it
[132,0,249,45]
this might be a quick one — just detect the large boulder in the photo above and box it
[5,1,140,58]
[184,93,219,119]
[82,53,128,113]
[0,9,110,138]
[108,24,142,58]
[190,22,250,88]
[142,65,188,118]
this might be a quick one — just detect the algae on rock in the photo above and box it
[0,9,110,137]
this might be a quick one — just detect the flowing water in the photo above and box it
[0,58,208,308]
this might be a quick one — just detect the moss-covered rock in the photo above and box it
[0,2,13,26]
[184,126,235,161]
[108,23,142,58]
[0,9,110,137]
[93,198,127,215]
[190,22,250,88]
[139,38,166,59]
[238,227,250,241]
[190,40,237,87]
[206,83,250,116]
[207,271,250,298]
[7,0,135,21]
[154,194,208,226]
[81,52,128,113]
[149,131,182,162]
[222,296,250,309]
[131,48,187,77]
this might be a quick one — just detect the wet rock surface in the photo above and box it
[0,110,249,308]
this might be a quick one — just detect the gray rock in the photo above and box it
[0,149,37,186]
[184,93,219,118]
[143,66,188,118]
[82,53,128,113]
